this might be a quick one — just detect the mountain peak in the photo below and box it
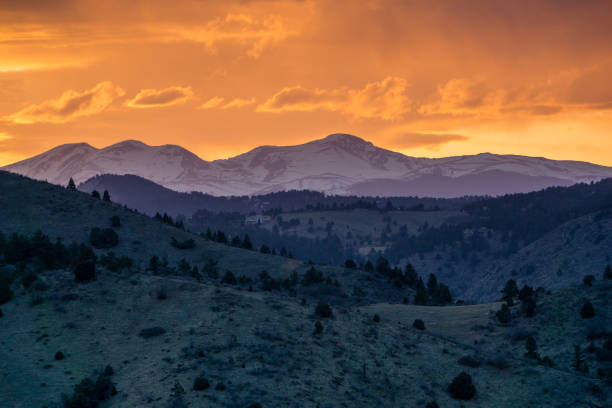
[320,133,371,145]
[107,140,148,149]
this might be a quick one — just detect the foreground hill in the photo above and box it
[5,134,612,197]
[0,171,610,408]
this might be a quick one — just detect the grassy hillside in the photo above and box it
[0,171,610,407]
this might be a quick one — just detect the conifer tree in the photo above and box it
[103,190,111,202]
[67,178,76,190]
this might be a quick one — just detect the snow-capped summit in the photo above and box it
[3,134,612,197]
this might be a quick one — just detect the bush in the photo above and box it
[301,267,324,286]
[139,327,166,338]
[413,319,425,330]
[449,372,476,400]
[584,275,595,286]
[458,355,481,368]
[373,314,380,323]
[21,272,38,289]
[0,277,14,304]
[89,228,119,249]
[100,252,132,272]
[344,259,357,269]
[193,377,210,391]
[62,369,116,408]
[73,261,96,283]
[221,270,237,285]
[55,351,65,361]
[0,308,3,318]
[605,265,612,279]
[111,215,120,227]
[171,237,195,250]
[581,300,595,319]
[496,303,512,324]
[315,302,332,318]
[314,320,323,334]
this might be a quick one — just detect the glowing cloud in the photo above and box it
[221,98,255,109]
[199,97,255,110]
[257,77,411,120]
[159,14,295,58]
[125,86,193,108]
[199,97,225,110]
[5,81,124,124]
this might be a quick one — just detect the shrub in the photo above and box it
[413,319,425,330]
[314,320,323,334]
[605,265,612,279]
[89,228,119,249]
[215,382,226,391]
[315,302,332,318]
[0,308,3,318]
[193,377,210,391]
[171,237,195,250]
[581,300,595,319]
[457,355,481,368]
[111,215,120,227]
[524,336,539,359]
[100,252,132,272]
[221,270,237,285]
[301,267,324,286]
[0,277,14,304]
[91,190,100,199]
[344,259,357,269]
[373,314,380,323]
[21,272,38,289]
[156,285,168,300]
[496,303,512,324]
[139,327,166,338]
[521,296,536,317]
[448,372,476,400]
[73,261,96,283]
[62,369,116,408]
[425,402,440,408]
[55,351,65,361]
[583,275,595,286]
[203,259,219,279]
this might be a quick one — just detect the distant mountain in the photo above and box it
[4,133,612,197]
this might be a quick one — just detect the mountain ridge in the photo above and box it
[4,133,612,197]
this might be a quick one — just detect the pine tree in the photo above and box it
[604,265,612,279]
[501,279,518,305]
[91,190,101,199]
[242,234,253,250]
[103,190,111,202]
[67,178,76,190]
[414,277,428,305]
[427,273,438,296]
[404,263,418,287]
[573,345,588,373]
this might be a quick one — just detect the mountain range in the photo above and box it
[4,133,612,197]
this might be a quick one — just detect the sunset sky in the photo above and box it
[1,0,612,166]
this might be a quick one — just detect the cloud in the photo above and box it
[389,132,469,149]
[158,13,295,58]
[0,131,12,141]
[125,86,193,108]
[418,78,566,118]
[257,76,411,120]
[221,97,255,109]
[5,81,124,124]
[199,96,255,110]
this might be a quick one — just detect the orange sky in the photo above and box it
[1,0,612,166]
